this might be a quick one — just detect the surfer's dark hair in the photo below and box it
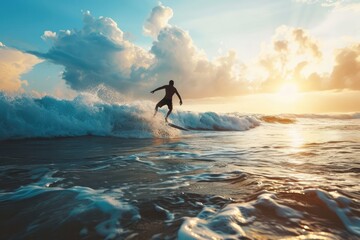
[169,80,174,85]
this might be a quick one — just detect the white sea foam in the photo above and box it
[0,93,260,140]
[178,205,249,239]
[172,111,260,131]
[178,193,303,239]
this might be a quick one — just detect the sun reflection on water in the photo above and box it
[287,126,304,151]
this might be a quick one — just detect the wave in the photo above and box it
[0,93,260,140]
[258,112,360,123]
[0,171,140,239]
[259,115,296,124]
[178,189,360,239]
[172,112,260,131]
[284,113,360,120]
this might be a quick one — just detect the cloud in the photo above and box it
[143,3,173,38]
[255,26,323,92]
[0,45,42,92]
[29,7,246,99]
[149,25,246,98]
[41,31,57,40]
[329,43,360,90]
[30,11,153,96]
[254,25,360,93]
[26,4,360,99]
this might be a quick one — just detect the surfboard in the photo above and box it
[168,123,189,131]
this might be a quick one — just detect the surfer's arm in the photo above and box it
[176,90,183,105]
[151,85,166,94]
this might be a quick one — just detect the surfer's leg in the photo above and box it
[165,110,172,122]
[154,101,162,117]
[165,105,172,122]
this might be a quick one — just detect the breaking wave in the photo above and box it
[0,93,260,140]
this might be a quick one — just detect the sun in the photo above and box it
[275,82,300,103]
[277,82,299,95]
[277,82,299,96]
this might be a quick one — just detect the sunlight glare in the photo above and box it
[276,82,299,103]
[277,82,299,96]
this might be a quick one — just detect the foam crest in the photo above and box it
[178,193,303,239]
[178,205,249,239]
[172,111,260,131]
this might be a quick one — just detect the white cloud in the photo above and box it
[0,47,42,92]
[150,25,247,98]
[41,31,57,40]
[29,8,246,99]
[30,11,153,96]
[143,3,173,39]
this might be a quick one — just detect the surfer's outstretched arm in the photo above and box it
[151,85,166,94]
[176,90,183,105]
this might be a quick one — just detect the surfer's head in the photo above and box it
[169,80,174,86]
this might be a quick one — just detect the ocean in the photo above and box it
[0,94,359,239]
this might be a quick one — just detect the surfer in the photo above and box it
[151,80,183,122]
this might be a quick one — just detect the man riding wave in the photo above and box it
[151,80,183,122]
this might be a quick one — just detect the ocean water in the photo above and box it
[0,94,360,239]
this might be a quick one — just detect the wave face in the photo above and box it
[0,93,260,140]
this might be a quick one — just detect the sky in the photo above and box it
[0,0,360,114]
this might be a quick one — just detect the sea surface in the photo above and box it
[0,94,360,239]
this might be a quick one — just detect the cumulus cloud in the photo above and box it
[143,3,173,38]
[329,43,360,90]
[30,11,153,96]
[29,7,246,99]
[149,25,247,98]
[0,46,42,92]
